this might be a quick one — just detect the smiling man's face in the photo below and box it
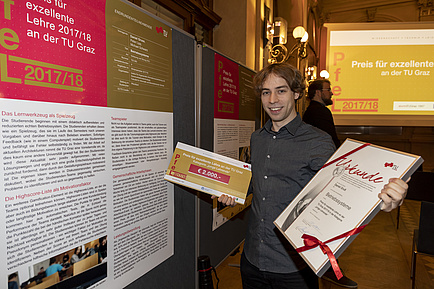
[261,73,300,132]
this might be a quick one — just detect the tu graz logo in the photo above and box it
[384,162,399,171]
[156,26,168,37]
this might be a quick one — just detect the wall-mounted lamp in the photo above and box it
[301,32,309,43]
[292,26,308,59]
[292,26,306,39]
[268,25,309,64]
[320,70,330,79]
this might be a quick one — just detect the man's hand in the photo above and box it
[378,178,409,212]
[211,194,236,207]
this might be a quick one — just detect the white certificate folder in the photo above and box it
[274,139,423,277]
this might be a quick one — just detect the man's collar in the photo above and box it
[261,113,302,136]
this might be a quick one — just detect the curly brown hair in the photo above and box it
[253,63,305,98]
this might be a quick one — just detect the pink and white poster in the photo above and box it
[1,1,174,288]
[214,53,240,120]
[1,0,107,106]
[212,53,256,230]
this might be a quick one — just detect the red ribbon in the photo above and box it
[296,225,367,280]
[321,143,370,170]
[294,142,370,278]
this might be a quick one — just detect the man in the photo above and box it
[304,81,357,288]
[98,236,107,262]
[303,79,340,148]
[46,257,66,277]
[8,273,18,289]
[216,63,408,289]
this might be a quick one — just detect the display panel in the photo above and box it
[1,1,176,288]
[212,52,256,230]
[324,23,434,126]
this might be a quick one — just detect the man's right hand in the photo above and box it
[211,194,236,206]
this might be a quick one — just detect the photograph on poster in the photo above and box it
[7,272,19,289]
[12,236,107,289]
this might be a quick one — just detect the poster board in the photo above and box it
[125,22,197,289]
[1,1,197,288]
[199,45,260,266]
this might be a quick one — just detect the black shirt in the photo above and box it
[244,114,335,273]
[303,100,341,149]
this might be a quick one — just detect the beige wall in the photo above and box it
[213,1,247,65]
[214,0,274,71]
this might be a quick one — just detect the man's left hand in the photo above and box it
[378,178,408,212]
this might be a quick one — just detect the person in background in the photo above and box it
[62,253,70,267]
[36,267,46,282]
[45,257,66,277]
[215,63,408,289]
[98,236,108,263]
[70,246,89,264]
[304,79,357,288]
[8,273,18,289]
[303,79,340,149]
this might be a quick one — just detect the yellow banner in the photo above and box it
[328,45,434,115]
